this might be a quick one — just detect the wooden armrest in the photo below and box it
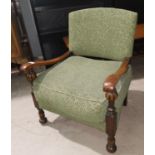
[103,58,130,93]
[134,24,144,39]
[20,51,71,72]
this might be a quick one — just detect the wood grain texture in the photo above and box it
[11,19,28,64]
[103,57,130,153]
[20,51,71,71]
[105,90,118,153]
[106,100,117,153]
[11,22,22,58]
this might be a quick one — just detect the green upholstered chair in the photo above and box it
[21,8,137,153]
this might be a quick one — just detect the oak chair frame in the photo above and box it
[21,38,130,153]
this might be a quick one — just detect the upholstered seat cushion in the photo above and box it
[33,56,132,131]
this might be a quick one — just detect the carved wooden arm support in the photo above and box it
[103,58,130,102]
[20,51,71,83]
[103,57,130,152]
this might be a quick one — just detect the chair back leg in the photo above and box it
[123,95,128,106]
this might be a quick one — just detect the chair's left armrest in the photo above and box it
[21,51,71,71]
[103,58,130,102]
[20,51,71,83]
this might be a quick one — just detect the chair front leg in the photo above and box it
[21,67,47,124]
[31,92,47,124]
[38,109,47,124]
[105,90,118,153]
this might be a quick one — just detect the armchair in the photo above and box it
[21,8,137,153]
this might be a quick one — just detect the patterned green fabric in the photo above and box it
[69,8,137,60]
[33,56,132,131]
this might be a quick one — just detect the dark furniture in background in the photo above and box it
[30,0,106,59]
[114,0,144,23]
[19,0,144,60]
[11,0,32,73]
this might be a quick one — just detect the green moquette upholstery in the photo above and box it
[33,56,132,131]
[69,8,137,60]
[32,8,137,131]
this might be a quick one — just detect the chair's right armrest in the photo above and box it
[103,57,130,102]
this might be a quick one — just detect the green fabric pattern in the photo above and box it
[33,56,132,131]
[69,8,137,60]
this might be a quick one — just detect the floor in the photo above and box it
[11,55,144,155]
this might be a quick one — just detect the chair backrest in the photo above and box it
[69,8,137,61]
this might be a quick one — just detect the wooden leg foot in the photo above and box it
[106,137,117,153]
[38,109,47,124]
